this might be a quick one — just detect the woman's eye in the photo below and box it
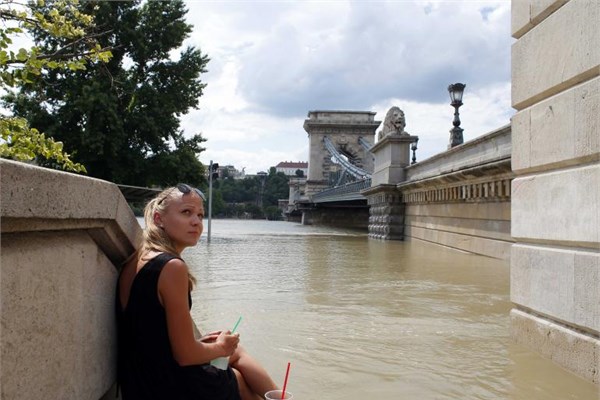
[182,210,191,215]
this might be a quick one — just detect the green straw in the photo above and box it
[231,316,242,333]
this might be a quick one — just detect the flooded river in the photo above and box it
[182,219,597,399]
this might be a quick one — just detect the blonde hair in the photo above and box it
[139,186,198,290]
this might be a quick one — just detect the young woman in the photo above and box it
[117,184,278,400]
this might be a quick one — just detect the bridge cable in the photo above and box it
[323,136,371,180]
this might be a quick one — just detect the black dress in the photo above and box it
[116,253,241,400]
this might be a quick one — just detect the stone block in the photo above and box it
[573,252,600,332]
[512,0,600,110]
[0,160,121,221]
[1,232,117,400]
[511,164,599,247]
[511,0,535,39]
[512,77,600,174]
[511,244,600,332]
[407,202,511,222]
[512,0,569,38]
[406,215,512,242]
[510,308,599,383]
[406,225,512,260]
[510,109,531,172]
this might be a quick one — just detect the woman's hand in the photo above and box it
[216,330,240,357]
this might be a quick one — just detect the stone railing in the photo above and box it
[1,159,141,400]
[364,124,514,259]
[404,124,511,182]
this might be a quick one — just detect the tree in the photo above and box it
[0,0,111,172]
[263,169,289,207]
[6,0,209,186]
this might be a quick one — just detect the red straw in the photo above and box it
[281,362,291,399]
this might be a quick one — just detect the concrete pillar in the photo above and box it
[510,0,600,383]
[0,159,140,399]
[364,133,418,240]
[370,133,418,186]
[303,110,380,196]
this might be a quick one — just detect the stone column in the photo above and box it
[363,185,405,239]
[511,0,599,383]
[303,110,380,196]
[363,132,418,239]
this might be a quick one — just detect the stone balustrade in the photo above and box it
[1,159,140,400]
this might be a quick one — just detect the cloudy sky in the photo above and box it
[179,0,513,174]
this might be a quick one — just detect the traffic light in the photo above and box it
[211,163,219,180]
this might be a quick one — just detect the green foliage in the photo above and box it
[0,0,112,171]
[0,115,84,171]
[208,172,290,219]
[5,0,209,186]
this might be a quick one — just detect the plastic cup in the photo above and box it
[210,356,229,370]
[265,389,293,399]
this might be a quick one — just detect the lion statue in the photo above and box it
[378,106,408,140]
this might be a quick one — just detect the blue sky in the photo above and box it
[180,0,513,174]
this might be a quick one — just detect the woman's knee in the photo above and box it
[230,344,248,365]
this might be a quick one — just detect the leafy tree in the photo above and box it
[208,170,289,219]
[0,0,111,172]
[6,0,209,186]
[263,168,289,207]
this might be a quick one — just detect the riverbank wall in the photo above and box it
[510,0,599,384]
[400,125,514,260]
[0,159,140,399]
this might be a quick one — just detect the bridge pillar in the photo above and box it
[370,133,418,186]
[303,110,380,196]
[363,185,405,239]
[363,131,418,240]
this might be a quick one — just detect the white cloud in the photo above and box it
[180,0,513,174]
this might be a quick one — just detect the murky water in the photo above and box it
[182,219,597,399]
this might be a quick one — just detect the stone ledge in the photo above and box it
[512,0,600,110]
[510,308,599,384]
[511,243,600,333]
[512,0,569,39]
[405,125,511,182]
[512,76,600,174]
[406,225,513,260]
[511,163,599,246]
[0,159,141,267]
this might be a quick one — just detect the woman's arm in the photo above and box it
[159,258,239,366]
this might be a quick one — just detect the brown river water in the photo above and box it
[182,219,597,400]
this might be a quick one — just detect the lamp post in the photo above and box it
[411,137,419,165]
[448,83,466,148]
[256,171,268,209]
[207,160,219,243]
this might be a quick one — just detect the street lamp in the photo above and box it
[207,160,219,243]
[256,171,268,208]
[411,137,419,165]
[448,83,466,148]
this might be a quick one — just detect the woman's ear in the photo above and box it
[154,211,164,228]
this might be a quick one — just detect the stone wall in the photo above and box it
[510,0,599,383]
[0,159,140,399]
[400,126,514,260]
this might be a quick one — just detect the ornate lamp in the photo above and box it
[448,83,466,148]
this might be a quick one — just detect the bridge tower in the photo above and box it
[303,110,381,196]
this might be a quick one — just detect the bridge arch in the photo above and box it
[303,110,381,196]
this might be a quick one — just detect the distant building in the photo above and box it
[215,165,245,180]
[275,161,308,177]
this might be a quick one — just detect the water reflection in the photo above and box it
[183,220,597,399]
